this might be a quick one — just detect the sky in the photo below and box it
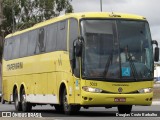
[71,0,160,44]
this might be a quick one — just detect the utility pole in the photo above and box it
[100,0,102,12]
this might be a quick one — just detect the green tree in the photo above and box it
[0,0,73,62]
[1,0,73,33]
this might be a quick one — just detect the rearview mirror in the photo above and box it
[154,47,159,62]
[75,36,84,57]
[75,40,82,57]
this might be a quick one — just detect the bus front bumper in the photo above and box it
[80,92,153,106]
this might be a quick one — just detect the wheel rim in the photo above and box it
[14,91,19,110]
[63,90,69,111]
[22,91,27,110]
[15,96,18,107]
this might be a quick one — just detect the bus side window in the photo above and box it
[45,23,57,52]
[20,33,28,57]
[38,28,45,52]
[3,39,8,60]
[56,20,68,50]
[69,18,79,76]
[12,36,20,59]
[28,30,38,56]
[7,38,13,60]
[69,18,78,60]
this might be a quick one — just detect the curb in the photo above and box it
[152,101,160,105]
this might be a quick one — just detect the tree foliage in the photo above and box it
[0,0,73,62]
[0,0,73,36]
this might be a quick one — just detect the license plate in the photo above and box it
[114,98,126,102]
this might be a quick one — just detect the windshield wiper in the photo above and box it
[103,54,112,77]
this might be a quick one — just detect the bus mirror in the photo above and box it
[75,37,84,57]
[75,40,82,57]
[154,47,159,62]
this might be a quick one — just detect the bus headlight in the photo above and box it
[82,86,102,93]
[138,88,153,93]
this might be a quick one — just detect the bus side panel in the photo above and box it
[3,77,14,102]
[24,75,34,95]
[55,52,75,104]
[47,72,57,96]
[68,74,76,104]
[33,73,48,95]
[2,78,8,101]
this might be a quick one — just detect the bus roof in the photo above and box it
[5,12,146,39]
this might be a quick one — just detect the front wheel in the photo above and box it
[21,89,32,112]
[62,89,80,115]
[118,105,132,114]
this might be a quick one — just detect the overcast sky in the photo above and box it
[71,0,160,44]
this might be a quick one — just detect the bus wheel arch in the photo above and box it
[54,83,66,113]
[59,83,80,115]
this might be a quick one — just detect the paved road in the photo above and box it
[0,103,160,120]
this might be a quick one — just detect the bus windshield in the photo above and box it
[81,19,153,81]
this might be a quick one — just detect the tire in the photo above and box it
[118,105,132,114]
[62,89,80,115]
[1,95,5,104]
[2,99,5,104]
[54,104,63,113]
[8,101,12,104]
[21,89,32,112]
[14,90,22,111]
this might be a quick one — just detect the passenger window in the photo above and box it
[28,30,38,56]
[38,28,45,52]
[3,39,8,60]
[56,20,68,50]
[7,39,13,60]
[69,18,78,60]
[12,36,20,59]
[20,33,28,57]
[46,23,57,52]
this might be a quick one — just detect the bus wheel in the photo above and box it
[1,95,6,104]
[62,89,80,115]
[118,105,132,114]
[21,89,32,112]
[8,101,12,104]
[2,99,5,104]
[14,89,22,111]
[54,104,63,113]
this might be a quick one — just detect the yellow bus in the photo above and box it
[2,12,159,114]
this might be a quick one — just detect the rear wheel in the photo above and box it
[14,89,22,111]
[21,89,32,112]
[62,89,80,115]
[118,105,132,114]
[1,95,5,104]
[2,99,5,104]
